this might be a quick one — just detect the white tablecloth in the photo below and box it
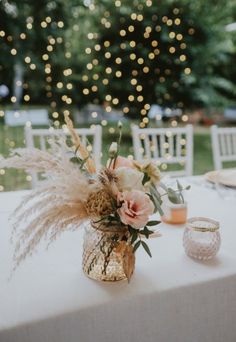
[0,179,236,342]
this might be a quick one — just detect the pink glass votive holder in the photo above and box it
[183,217,221,260]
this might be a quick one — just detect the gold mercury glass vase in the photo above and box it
[82,221,135,282]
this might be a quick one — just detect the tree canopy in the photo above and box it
[0,0,236,120]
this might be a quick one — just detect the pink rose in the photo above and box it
[109,156,134,170]
[117,190,154,229]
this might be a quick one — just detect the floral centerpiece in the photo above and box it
[0,115,189,282]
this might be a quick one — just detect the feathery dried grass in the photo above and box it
[98,168,119,197]
[0,137,95,267]
[64,113,96,174]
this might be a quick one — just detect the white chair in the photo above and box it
[132,124,193,177]
[25,125,102,187]
[211,125,236,170]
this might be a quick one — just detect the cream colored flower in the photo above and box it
[134,161,161,185]
[115,167,144,191]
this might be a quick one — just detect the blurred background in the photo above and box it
[0,0,236,191]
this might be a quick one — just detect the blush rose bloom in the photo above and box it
[117,190,155,229]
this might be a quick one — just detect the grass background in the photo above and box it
[0,122,219,191]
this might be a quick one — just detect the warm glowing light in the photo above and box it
[82,75,89,81]
[120,29,126,37]
[24,95,30,102]
[25,56,31,63]
[184,67,191,75]
[176,33,183,41]
[58,21,64,28]
[57,82,63,89]
[42,54,49,61]
[52,112,59,118]
[11,49,17,55]
[26,23,33,30]
[105,67,112,74]
[130,53,136,60]
[175,18,181,25]
[148,52,155,60]
[11,96,17,103]
[167,19,173,26]
[104,41,110,47]
[130,41,136,48]
[47,45,53,52]
[66,83,73,90]
[131,78,137,85]
[137,58,144,65]
[41,21,47,28]
[105,52,111,58]
[83,88,89,95]
[182,115,189,122]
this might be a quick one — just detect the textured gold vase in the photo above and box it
[82,222,135,282]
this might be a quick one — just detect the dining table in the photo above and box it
[0,177,236,342]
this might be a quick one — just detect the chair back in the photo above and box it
[25,125,102,187]
[132,124,193,177]
[211,125,236,170]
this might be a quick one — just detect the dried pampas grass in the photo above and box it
[64,113,96,174]
[0,137,94,267]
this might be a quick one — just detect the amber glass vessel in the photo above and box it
[82,222,132,282]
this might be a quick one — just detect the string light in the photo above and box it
[0,2,195,191]
[10,49,17,55]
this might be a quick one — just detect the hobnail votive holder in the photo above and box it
[183,217,221,260]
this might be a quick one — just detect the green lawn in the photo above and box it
[0,122,223,191]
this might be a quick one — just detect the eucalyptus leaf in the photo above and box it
[70,157,81,165]
[128,226,137,235]
[131,231,138,244]
[167,188,182,204]
[150,192,164,215]
[146,220,161,226]
[133,240,141,253]
[141,240,152,257]
[176,180,183,191]
[139,226,152,238]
